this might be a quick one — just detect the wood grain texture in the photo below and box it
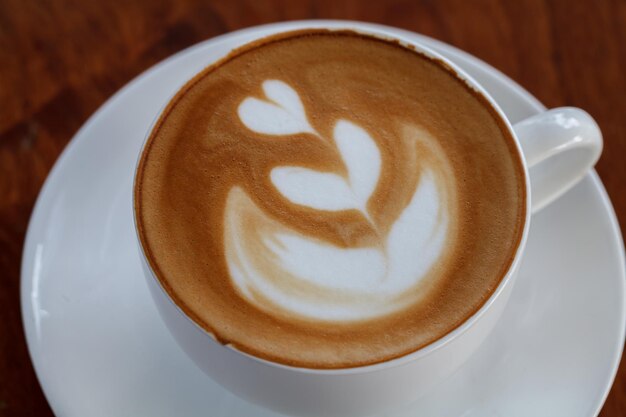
[0,0,624,415]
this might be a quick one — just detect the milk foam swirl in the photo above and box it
[225,80,456,322]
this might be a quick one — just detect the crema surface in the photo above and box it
[135,30,526,369]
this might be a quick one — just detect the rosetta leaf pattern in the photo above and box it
[239,79,382,215]
[333,120,381,211]
[270,167,359,211]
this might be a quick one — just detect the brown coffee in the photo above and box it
[134,29,526,369]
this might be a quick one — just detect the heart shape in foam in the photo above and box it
[238,80,315,136]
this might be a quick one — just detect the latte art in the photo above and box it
[134,30,526,368]
[227,80,456,321]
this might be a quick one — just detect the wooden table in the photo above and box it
[1,0,624,415]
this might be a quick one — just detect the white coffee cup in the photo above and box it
[133,23,602,417]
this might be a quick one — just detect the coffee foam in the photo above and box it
[227,97,456,321]
[135,29,526,368]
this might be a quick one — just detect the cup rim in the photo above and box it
[132,21,533,375]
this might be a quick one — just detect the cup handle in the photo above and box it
[513,107,603,213]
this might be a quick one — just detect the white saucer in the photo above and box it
[21,21,626,417]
